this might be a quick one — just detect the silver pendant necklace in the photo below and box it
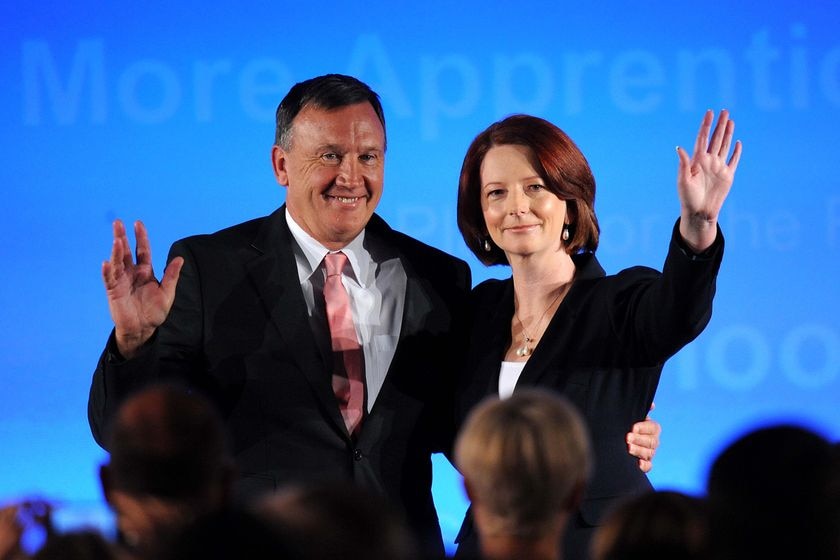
[515,336,535,358]
[514,285,567,358]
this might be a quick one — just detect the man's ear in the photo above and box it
[216,461,238,508]
[99,463,113,505]
[463,478,476,504]
[565,479,587,511]
[271,145,290,186]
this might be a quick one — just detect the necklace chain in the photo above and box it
[514,284,568,358]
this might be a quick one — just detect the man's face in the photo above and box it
[272,102,385,250]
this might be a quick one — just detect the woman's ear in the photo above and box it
[564,198,578,225]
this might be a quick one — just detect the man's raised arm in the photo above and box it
[102,219,183,358]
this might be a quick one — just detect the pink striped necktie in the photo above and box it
[323,252,365,435]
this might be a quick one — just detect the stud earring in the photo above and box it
[483,238,492,252]
[562,226,570,241]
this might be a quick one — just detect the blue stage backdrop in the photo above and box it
[2,1,838,552]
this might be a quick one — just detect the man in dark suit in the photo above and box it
[88,74,470,555]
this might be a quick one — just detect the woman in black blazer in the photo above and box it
[453,111,742,559]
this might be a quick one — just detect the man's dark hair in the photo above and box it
[274,74,386,149]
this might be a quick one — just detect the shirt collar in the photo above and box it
[284,208,370,287]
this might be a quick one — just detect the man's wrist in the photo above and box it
[112,329,155,361]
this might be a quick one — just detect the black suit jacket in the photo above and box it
[88,207,471,554]
[455,223,723,559]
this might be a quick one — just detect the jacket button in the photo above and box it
[353,449,363,461]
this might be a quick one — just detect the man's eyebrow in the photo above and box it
[310,143,384,153]
[359,143,385,152]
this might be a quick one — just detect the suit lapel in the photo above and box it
[516,254,603,388]
[358,217,425,431]
[468,275,581,395]
[245,207,349,436]
[398,262,432,341]
[515,302,578,389]
[467,280,513,407]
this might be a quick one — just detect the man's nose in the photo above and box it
[336,157,363,188]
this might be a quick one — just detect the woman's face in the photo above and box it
[480,144,568,260]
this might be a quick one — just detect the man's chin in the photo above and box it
[321,212,371,244]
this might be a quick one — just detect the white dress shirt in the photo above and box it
[285,210,407,411]
[498,361,527,399]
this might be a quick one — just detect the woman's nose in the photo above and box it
[507,188,529,215]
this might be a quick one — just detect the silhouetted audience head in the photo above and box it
[98,383,234,558]
[254,481,419,560]
[827,442,840,558]
[33,530,117,560]
[163,507,294,560]
[706,423,837,560]
[454,389,591,560]
[590,490,707,560]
